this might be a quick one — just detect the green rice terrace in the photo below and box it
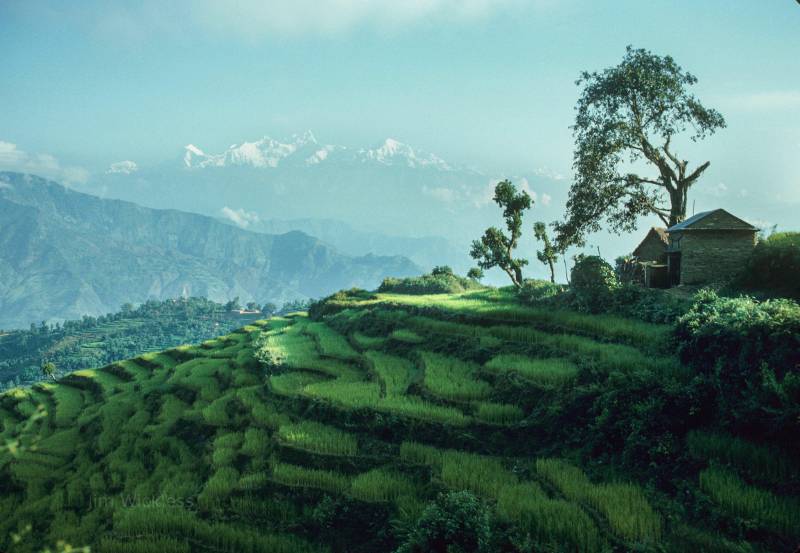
[1,288,798,552]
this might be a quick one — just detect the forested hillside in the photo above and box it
[1,288,796,552]
[0,172,419,329]
[0,297,264,391]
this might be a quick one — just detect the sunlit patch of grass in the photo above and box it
[271,462,351,494]
[350,469,416,503]
[389,329,426,344]
[419,351,491,401]
[440,449,518,498]
[277,420,357,456]
[365,351,415,397]
[351,331,387,349]
[535,458,662,543]
[399,441,444,469]
[497,482,603,553]
[484,354,578,387]
[305,322,360,361]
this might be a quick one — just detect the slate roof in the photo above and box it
[667,209,757,232]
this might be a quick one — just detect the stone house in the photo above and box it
[665,209,758,286]
[631,209,758,287]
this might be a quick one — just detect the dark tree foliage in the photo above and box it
[556,46,726,248]
[466,267,484,281]
[396,491,493,553]
[533,221,558,283]
[470,180,532,287]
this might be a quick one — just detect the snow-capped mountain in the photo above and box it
[182,131,454,171]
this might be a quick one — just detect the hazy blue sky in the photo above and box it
[2,1,799,223]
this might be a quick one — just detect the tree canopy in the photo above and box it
[533,221,559,283]
[469,180,532,287]
[556,46,726,248]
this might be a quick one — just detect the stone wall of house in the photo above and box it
[678,230,757,285]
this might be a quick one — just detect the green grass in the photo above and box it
[51,385,85,427]
[473,401,524,424]
[496,482,604,553]
[399,441,444,468]
[271,462,351,494]
[687,429,796,484]
[440,449,518,498]
[389,329,426,344]
[350,331,387,349]
[350,468,416,503]
[484,354,578,386]
[365,350,415,396]
[277,420,358,456]
[536,458,662,543]
[305,322,361,361]
[418,351,491,401]
[700,466,800,537]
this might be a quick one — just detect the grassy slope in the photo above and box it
[0,291,796,553]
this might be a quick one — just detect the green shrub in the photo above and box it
[396,491,493,553]
[569,255,619,313]
[517,279,563,303]
[378,271,482,295]
[675,290,800,438]
[738,232,800,299]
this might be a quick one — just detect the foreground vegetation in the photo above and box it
[0,284,797,553]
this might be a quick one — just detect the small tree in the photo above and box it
[261,302,278,316]
[467,267,484,282]
[430,265,454,277]
[470,180,532,287]
[396,491,493,553]
[533,221,559,283]
[41,361,57,381]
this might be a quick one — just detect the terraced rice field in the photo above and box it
[0,289,795,553]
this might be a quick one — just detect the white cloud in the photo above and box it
[0,140,89,184]
[107,160,139,174]
[221,206,260,229]
[541,193,552,206]
[727,91,800,111]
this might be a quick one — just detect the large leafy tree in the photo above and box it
[470,180,532,287]
[556,46,726,247]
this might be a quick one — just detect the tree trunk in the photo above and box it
[547,259,555,283]
[668,184,689,226]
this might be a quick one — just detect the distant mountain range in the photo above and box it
[0,172,419,330]
[75,132,568,276]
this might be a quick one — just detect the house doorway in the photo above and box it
[667,252,681,286]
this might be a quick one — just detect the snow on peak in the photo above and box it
[360,138,451,170]
[181,132,452,171]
